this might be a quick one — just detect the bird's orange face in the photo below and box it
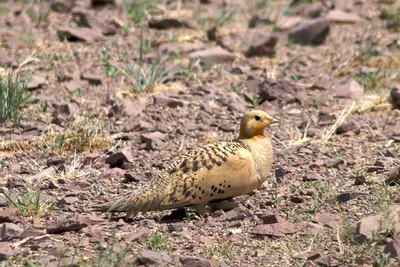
[239,110,278,139]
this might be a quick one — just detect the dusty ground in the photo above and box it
[1,0,400,266]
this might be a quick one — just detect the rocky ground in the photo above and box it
[0,0,400,266]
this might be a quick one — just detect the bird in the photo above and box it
[94,110,278,219]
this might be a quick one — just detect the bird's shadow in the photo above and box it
[106,208,201,224]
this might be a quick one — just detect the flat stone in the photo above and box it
[136,249,173,265]
[189,47,235,66]
[0,223,23,241]
[328,10,363,23]
[0,208,20,223]
[57,27,103,42]
[0,243,13,261]
[289,17,330,45]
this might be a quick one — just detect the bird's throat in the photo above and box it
[239,125,265,139]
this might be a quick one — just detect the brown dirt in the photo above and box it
[1,0,400,266]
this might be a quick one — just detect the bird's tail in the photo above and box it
[93,175,169,218]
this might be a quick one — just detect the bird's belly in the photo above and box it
[229,177,259,198]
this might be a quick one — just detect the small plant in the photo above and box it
[355,69,393,93]
[288,0,314,8]
[54,54,72,63]
[231,84,244,93]
[184,209,199,221]
[43,118,109,154]
[0,188,51,216]
[256,0,270,8]
[153,214,164,223]
[0,72,31,124]
[207,241,237,260]
[104,65,119,77]
[248,96,263,108]
[357,34,381,62]
[96,242,127,267]
[145,233,171,252]
[125,0,157,24]
[107,28,180,93]
[43,54,55,71]
[216,10,236,27]
[380,2,400,31]
[0,7,10,15]
[23,0,53,24]
[193,10,208,32]
[374,253,393,267]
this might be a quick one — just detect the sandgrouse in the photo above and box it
[94,110,278,218]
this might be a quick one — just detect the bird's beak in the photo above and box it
[269,118,279,125]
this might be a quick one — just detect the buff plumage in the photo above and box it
[94,110,278,218]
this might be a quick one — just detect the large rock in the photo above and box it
[251,215,301,237]
[0,223,23,241]
[0,243,13,261]
[386,167,400,185]
[245,35,278,57]
[391,85,400,109]
[258,78,307,104]
[72,7,116,35]
[180,256,228,267]
[136,249,172,265]
[355,207,400,242]
[46,215,90,234]
[106,147,134,167]
[149,17,194,30]
[289,17,330,45]
[312,212,340,229]
[57,27,103,42]
[336,79,364,100]
[384,238,400,258]
[0,208,20,223]
[189,47,235,66]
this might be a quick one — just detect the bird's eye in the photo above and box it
[254,115,261,121]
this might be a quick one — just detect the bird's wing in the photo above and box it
[160,139,257,208]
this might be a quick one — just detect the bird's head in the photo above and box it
[239,110,278,139]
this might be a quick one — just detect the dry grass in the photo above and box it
[0,119,112,156]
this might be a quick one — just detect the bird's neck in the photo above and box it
[239,125,265,139]
[241,136,273,185]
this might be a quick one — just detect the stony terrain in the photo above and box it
[0,0,400,266]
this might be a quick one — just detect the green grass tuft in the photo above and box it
[125,0,158,24]
[105,27,180,93]
[0,188,52,216]
[0,72,31,124]
[380,2,400,31]
[145,233,172,252]
[23,0,53,24]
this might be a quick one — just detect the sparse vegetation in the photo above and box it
[43,118,110,154]
[0,72,30,124]
[125,0,158,24]
[256,0,271,9]
[207,241,237,260]
[216,10,236,27]
[96,242,127,267]
[106,28,180,93]
[23,0,53,24]
[0,7,11,15]
[380,1,400,31]
[145,233,172,252]
[0,188,52,216]
[1,0,400,266]
[247,96,263,108]
[355,69,393,93]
